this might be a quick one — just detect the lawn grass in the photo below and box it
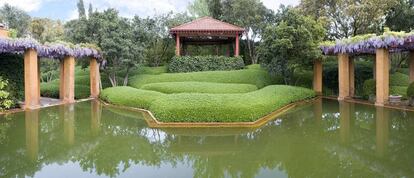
[129,68,274,89]
[140,82,258,94]
[100,85,316,122]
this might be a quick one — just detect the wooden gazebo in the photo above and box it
[170,17,245,57]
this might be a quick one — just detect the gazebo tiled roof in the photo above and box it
[170,17,245,34]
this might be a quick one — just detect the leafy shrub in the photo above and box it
[407,82,414,98]
[389,72,410,86]
[0,54,24,101]
[101,85,316,122]
[0,77,13,111]
[168,55,245,73]
[363,79,376,99]
[390,86,408,98]
[141,82,258,94]
[129,69,274,89]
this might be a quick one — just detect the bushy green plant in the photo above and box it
[0,77,14,111]
[0,54,24,101]
[389,72,410,86]
[141,82,258,94]
[407,82,414,98]
[363,79,376,99]
[101,85,316,122]
[168,55,245,73]
[129,68,274,89]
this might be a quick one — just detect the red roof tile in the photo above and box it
[170,17,245,33]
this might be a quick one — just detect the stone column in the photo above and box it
[349,57,355,97]
[24,49,40,109]
[90,58,100,98]
[376,107,389,157]
[59,59,64,100]
[25,109,39,161]
[375,48,390,106]
[338,53,350,100]
[313,59,323,95]
[60,56,75,103]
[175,34,181,56]
[409,52,414,83]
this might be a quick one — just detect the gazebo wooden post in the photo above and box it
[409,51,414,82]
[90,57,100,98]
[338,53,350,100]
[313,59,323,95]
[235,32,239,57]
[226,44,230,56]
[60,56,75,103]
[349,57,355,97]
[175,34,181,56]
[24,49,40,109]
[375,48,389,106]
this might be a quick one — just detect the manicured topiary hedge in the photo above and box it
[141,82,258,94]
[168,55,245,73]
[129,69,274,89]
[100,85,316,122]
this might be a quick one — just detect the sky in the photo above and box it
[0,0,300,21]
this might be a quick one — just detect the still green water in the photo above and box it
[0,99,414,178]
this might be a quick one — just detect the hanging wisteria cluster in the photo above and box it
[0,37,102,60]
[320,31,414,55]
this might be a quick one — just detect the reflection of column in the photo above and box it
[313,98,323,124]
[376,107,389,157]
[339,101,351,144]
[25,109,39,161]
[91,100,102,136]
[61,104,75,145]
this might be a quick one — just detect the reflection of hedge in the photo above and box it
[168,55,244,73]
[0,54,24,102]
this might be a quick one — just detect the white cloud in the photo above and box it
[261,0,300,12]
[0,0,43,12]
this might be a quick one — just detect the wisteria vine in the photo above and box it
[320,31,414,55]
[0,37,102,60]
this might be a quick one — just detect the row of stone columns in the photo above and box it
[23,48,101,110]
[313,48,414,106]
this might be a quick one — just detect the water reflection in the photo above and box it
[1,99,414,177]
[25,109,39,161]
[376,107,389,157]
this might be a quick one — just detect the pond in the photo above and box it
[1,99,414,177]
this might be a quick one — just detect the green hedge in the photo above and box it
[101,85,316,122]
[408,82,414,97]
[168,55,245,73]
[141,82,258,94]
[0,54,24,101]
[129,69,274,89]
[100,86,165,109]
[389,72,410,86]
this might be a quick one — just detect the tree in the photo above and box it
[0,4,31,37]
[221,0,275,64]
[188,0,210,17]
[299,0,398,39]
[77,0,86,18]
[258,7,325,84]
[385,0,414,32]
[207,0,222,19]
[30,18,64,43]
[88,3,93,18]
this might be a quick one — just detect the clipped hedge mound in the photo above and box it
[100,86,165,109]
[100,85,316,122]
[168,55,245,73]
[141,82,258,94]
[129,69,273,89]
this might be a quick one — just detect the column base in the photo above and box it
[375,102,385,107]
